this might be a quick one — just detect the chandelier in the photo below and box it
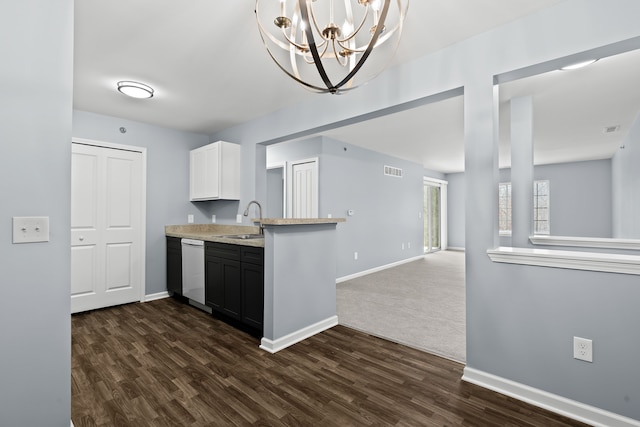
[255,0,408,94]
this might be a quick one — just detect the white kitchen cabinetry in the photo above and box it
[190,141,240,201]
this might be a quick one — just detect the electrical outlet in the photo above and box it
[573,337,593,362]
[402,243,405,250]
[408,242,411,249]
[211,215,216,223]
[188,214,194,224]
[354,252,358,260]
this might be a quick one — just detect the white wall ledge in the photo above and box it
[529,235,640,251]
[487,247,640,275]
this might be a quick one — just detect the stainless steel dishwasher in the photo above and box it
[181,238,205,306]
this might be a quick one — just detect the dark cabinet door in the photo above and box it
[205,242,242,320]
[221,258,242,320]
[241,261,264,330]
[205,255,224,310]
[166,237,182,295]
[241,247,264,331]
[206,255,241,318]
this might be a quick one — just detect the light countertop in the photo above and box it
[165,219,345,248]
[165,224,264,247]
[253,218,346,226]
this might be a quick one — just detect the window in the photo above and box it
[533,180,550,235]
[498,182,512,235]
[498,180,550,235]
[424,183,441,252]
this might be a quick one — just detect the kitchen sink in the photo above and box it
[222,234,264,240]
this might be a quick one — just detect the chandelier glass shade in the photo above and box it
[255,0,408,94]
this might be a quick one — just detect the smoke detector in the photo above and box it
[603,125,620,134]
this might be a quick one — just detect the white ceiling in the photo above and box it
[74,1,640,173]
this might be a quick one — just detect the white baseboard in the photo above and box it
[143,291,170,302]
[260,315,338,353]
[462,367,640,427]
[447,246,465,252]
[336,255,425,283]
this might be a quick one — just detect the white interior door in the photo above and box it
[71,142,144,314]
[288,159,318,218]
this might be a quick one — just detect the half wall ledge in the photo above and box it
[487,247,640,275]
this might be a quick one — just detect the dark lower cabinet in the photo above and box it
[241,247,264,331]
[205,242,264,334]
[166,236,182,295]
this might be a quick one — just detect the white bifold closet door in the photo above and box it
[71,142,143,314]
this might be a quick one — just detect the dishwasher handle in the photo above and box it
[181,238,204,246]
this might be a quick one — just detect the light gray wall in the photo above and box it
[451,159,614,248]
[266,168,284,218]
[268,136,424,278]
[612,112,640,238]
[320,138,424,277]
[424,168,446,181]
[263,224,337,340]
[536,159,612,238]
[267,136,323,164]
[0,1,73,425]
[73,110,210,296]
[211,0,640,420]
[445,172,465,249]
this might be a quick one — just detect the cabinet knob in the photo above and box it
[79,236,84,241]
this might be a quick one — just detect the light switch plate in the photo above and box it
[13,216,50,243]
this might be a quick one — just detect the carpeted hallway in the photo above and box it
[337,250,466,363]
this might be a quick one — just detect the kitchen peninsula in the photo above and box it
[165,218,345,353]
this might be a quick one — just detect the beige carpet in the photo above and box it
[336,250,466,363]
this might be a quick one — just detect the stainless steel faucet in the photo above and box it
[243,200,263,233]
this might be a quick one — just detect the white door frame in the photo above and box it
[286,157,319,218]
[72,137,148,304]
[424,177,448,251]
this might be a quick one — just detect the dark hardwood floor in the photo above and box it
[72,298,588,426]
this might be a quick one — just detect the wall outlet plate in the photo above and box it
[573,336,593,362]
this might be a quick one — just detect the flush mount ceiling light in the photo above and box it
[255,0,408,94]
[117,81,154,99]
[560,59,598,71]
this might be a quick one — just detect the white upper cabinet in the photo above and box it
[190,141,240,201]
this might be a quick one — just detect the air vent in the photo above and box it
[384,165,403,178]
[603,125,620,134]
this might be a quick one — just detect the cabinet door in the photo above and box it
[166,237,182,295]
[205,255,242,320]
[221,258,242,320]
[241,262,264,330]
[190,143,219,201]
[205,255,224,310]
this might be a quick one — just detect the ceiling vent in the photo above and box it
[384,165,403,178]
[603,125,620,134]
